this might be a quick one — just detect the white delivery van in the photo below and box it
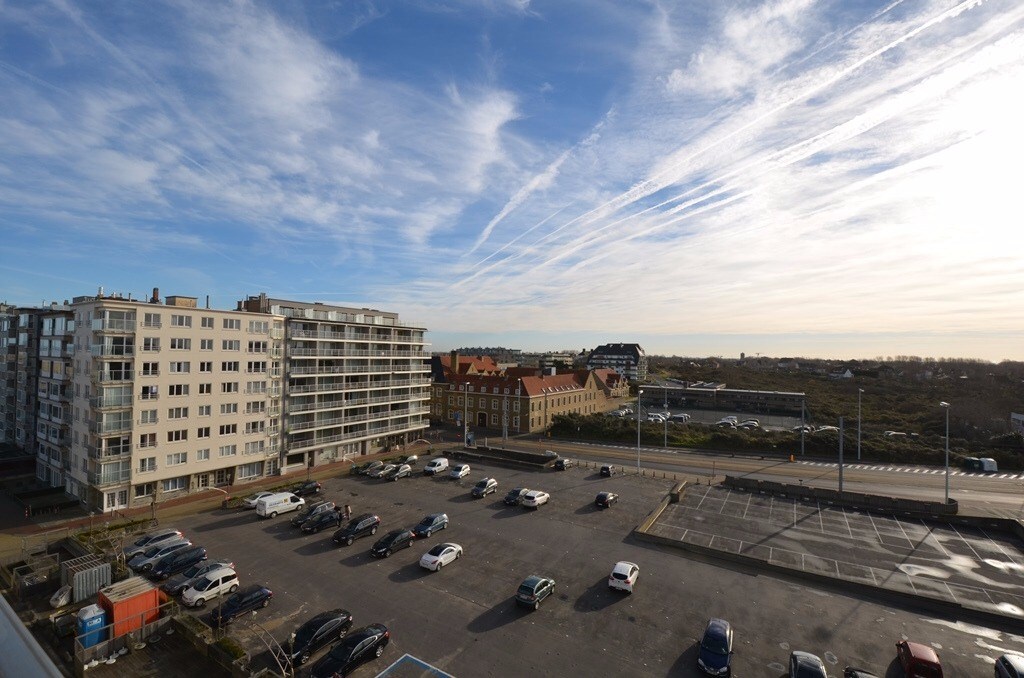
[979,458,998,473]
[424,457,450,476]
[256,492,305,518]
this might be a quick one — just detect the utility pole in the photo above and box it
[838,416,844,494]
[800,397,806,456]
[857,388,863,461]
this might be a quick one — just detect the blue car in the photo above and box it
[697,618,733,675]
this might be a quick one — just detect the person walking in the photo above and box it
[343,504,352,521]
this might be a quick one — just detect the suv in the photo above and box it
[333,513,381,546]
[301,510,343,534]
[412,513,448,538]
[210,583,272,626]
[370,529,415,558]
[123,528,183,559]
[553,458,576,470]
[471,478,498,498]
[161,560,234,596]
[600,465,615,477]
[181,567,239,608]
[150,545,208,580]
[515,575,555,610]
[291,500,336,527]
[382,464,412,481]
[504,488,530,506]
[281,609,354,667]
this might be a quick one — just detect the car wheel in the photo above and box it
[436,561,443,571]
[455,551,461,559]
[195,598,206,608]
[229,584,238,593]
[299,653,310,665]
[425,529,432,538]
[384,549,391,557]
[346,536,354,546]
[375,645,384,658]
[261,599,269,608]
[533,601,540,611]
[370,526,378,535]
[441,522,447,530]
[270,511,277,518]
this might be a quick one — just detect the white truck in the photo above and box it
[256,492,305,518]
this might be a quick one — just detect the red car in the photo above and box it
[896,640,943,678]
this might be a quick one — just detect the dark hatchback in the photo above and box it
[301,510,343,534]
[210,584,273,627]
[149,546,207,580]
[279,609,354,666]
[697,617,733,675]
[600,465,615,477]
[291,500,334,527]
[595,492,618,509]
[290,480,322,497]
[333,514,381,546]
[370,529,415,558]
[515,575,555,610]
[554,458,576,470]
[503,488,530,506]
[309,623,390,678]
[351,460,383,476]
[411,513,448,538]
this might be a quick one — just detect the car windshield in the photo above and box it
[417,518,433,528]
[701,631,729,656]
[427,544,447,557]
[181,563,203,578]
[133,535,154,547]
[474,480,487,488]
[142,544,164,557]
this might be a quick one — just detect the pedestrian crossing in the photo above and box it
[798,460,1021,480]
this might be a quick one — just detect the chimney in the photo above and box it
[151,287,160,304]
[450,350,459,374]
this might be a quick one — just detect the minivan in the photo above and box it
[256,492,306,518]
[424,458,449,475]
[181,567,239,608]
[123,528,183,559]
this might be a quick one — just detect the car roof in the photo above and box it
[526,490,546,496]
[792,651,823,664]
[612,561,638,572]
[521,575,547,586]
[597,491,613,498]
[423,513,446,520]
[303,609,351,628]
[352,513,376,521]
[235,583,267,595]
[1003,655,1024,669]
[199,566,235,579]
[901,641,939,661]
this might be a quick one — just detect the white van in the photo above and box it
[980,458,998,473]
[256,492,305,518]
[424,457,450,476]
[181,567,239,608]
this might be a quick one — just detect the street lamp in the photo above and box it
[940,401,950,503]
[857,388,864,461]
[462,383,468,446]
[636,388,644,473]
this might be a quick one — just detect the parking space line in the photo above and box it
[948,524,986,563]
[741,493,752,520]
[920,520,950,557]
[905,572,919,596]
[893,516,915,549]
[840,507,854,539]
[718,489,732,514]
[866,511,884,546]
[979,527,1024,569]
[792,499,797,527]
[817,501,824,533]
[694,486,711,511]
[767,496,774,524]
[944,582,958,604]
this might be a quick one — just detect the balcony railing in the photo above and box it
[91,394,134,409]
[91,344,135,357]
[88,419,133,435]
[288,421,426,451]
[287,347,430,359]
[91,318,136,333]
[87,444,132,460]
[88,468,131,487]
[95,370,134,383]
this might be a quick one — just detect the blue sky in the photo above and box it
[2,0,1022,360]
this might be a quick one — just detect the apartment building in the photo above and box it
[586,343,648,382]
[69,291,286,512]
[236,295,431,470]
[35,305,75,489]
[0,304,19,446]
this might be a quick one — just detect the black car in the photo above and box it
[412,513,449,538]
[149,546,207,580]
[161,560,234,596]
[554,458,576,470]
[595,492,618,509]
[333,513,381,546]
[280,609,354,666]
[302,510,344,534]
[351,460,382,476]
[600,465,615,477]
[503,488,530,506]
[290,480,322,497]
[515,575,556,610]
[370,529,415,558]
[291,500,335,527]
[309,623,390,678]
[698,617,734,675]
[210,584,273,627]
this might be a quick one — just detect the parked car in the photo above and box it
[333,513,381,546]
[352,460,383,476]
[789,651,827,678]
[504,488,530,506]
[382,464,412,481]
[815,425,839,433]
[716,421,737,429]
[182,567,239,608]
[128,538,192,573]
[607,561,639,593]
[368,463,396,479]
[737,420,759,430]
[793,425,815,434]
[280,609,354,667]
[309,623,390,678]
[241,492,275,510]
[554,458,577,470]
[449,463,471,479]
[740,418,760,427]
[670,413,692,422]
[290,480,322,497]
[698,618,734,676]
[210,583,272,626]
[896,640,943,678]
[595,492,618,509]
[161,560,234,596]
[996,653,1024,678]
[515,575,555,610]
[301,510,344,534]
[149,545,208,580]
[123,528,183,559]
[419,543,463,571]
[600,465,615,477]
[843,668,880,678]
[291,500,336,527]
[424,457,450,475]
[256,492,306,518]
[370,529,415,558]
[522,490,550,508]
[397,454,418,466]
[412,513,449,539]
[471,478,498,497]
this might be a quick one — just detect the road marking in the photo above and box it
[840,507,854,539]
[378,653,456,677]
[741,493,753,520]
[694,486,711,511]
[893,516,914,548]
[817,501,824,533]
[867,511,884,546]
[948,524,985,563]
[920,520,950,557]
[979,527,1024,570]
[719,489,732,514]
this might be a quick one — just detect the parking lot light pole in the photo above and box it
[857,388,863,461]
[940,401,950,503]
[636,388,644,473]
[462,383,468,446]
[663,392,669,449]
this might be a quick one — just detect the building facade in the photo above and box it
[586,343,648,382]
[0,304,21,446]
[35,305,75,489]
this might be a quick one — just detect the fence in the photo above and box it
[73,598,178,672]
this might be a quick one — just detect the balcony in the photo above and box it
[91,344,135,357]
[91,318,136,333]
[88,468,131,487]
[86,444,131,460]
[95,370,134,383]
[88,419,133,435]
[91,394,134,409]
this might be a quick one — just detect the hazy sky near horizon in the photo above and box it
[2,1,1022,361]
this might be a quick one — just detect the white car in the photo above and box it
[522,490,550,508]
[608,561,640,593]
[242,491,275,510]
[181,567,239,608]
[419,542,463,571]
[449,463,471,479]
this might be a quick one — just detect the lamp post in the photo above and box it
[857,389,863,461]
[462,383,468,446]
[636,388,644,473]
[800,396,806,456]
[940,401,950,503]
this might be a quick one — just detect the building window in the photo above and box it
[169,361,190,373]
[245,420,265,434]
[246,361,266,373]
[200,361,213,373]
[491,414,499,425]
[170,338,191,350]
[140,410,157,424]
[246,381,267,394]
[201,316,214,329]
[170,315,191,328]
[492,399,499,410]
[222,339,240,351]
[247,341,267,353]
[197,448,210,461]
[245,401,266,414]
[200,339,213,350]
[199,383,212,395]
[142,337,160,352]
[513,416,520,430]
[238,462,262,479]
[248,320,268,333]
[140,385,158,400]
[220,403,238,415]
[222,382,239,393]
[218,444,236,457]
[134,483,155,498]
[138,457,156,473]
[141,362,159,376]
[198,405,211,416]
[169,384,189,396]
[139,433,157,449]
[162,476,187,493]
[223,318,241,330]
[143,313,161,328]
[167,429,188,442]
[197,427,210,439]
[166,452,187,466]
[219,423,237,435]
[221,361,239,372]
[168,407,188,419]
[245,440,265,455]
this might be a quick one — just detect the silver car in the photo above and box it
[128,537,192,573]
[122,528,183,559]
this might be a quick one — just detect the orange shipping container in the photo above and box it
[97,576,164,638]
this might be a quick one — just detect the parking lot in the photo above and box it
[169,460,1021,677]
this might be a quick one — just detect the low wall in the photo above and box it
[721,476,958,516]
[449,445,556,469]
